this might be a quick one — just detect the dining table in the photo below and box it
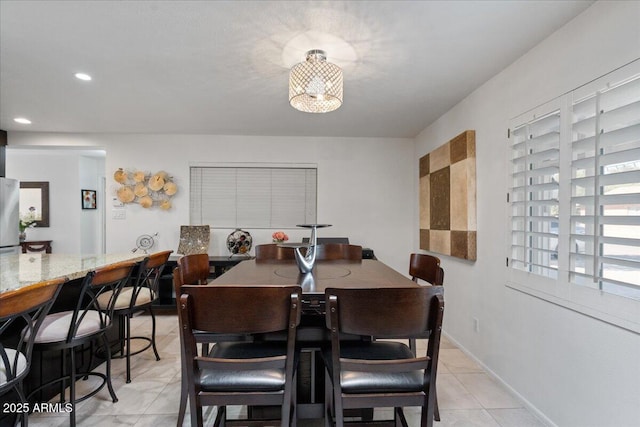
[211,258,419,311]
[209,257,420,419]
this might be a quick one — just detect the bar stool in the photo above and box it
[1,278,66,427]
[29,261,135,427]
[97,250,172,383]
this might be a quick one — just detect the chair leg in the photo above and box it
[84,341,95,380]
[60,349,66,403]
[190,393,203,427]
[149,306,161,361]
[434,391,440,421]
[177,336,189,427]
[423,394,434,427]
[16,383,28,427]
[324,370,333,427]
[125,314,132,383]
[101,333,119,402]
[69,348,77,427]
[395,407,409,427]
[291,372,297,427]
[332,377,344,427]
[281,370,295,427]
[409,338,417,355]
[177,365,188,427]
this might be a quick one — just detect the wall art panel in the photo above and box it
[419,130,476,260]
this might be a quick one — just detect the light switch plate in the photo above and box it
[112,209,126,220]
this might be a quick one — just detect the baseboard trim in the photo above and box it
[441,331,557,427]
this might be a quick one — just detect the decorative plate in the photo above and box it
[226,228,252,255]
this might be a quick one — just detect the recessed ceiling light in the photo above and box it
[14,117,32,124]
[75,72,92,81]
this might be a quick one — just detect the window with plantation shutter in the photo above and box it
[510,108,561,279]
[190,166,317,229]
[509,59,640,304]
[570,74,640,299]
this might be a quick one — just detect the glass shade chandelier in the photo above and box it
[289,49,343,113]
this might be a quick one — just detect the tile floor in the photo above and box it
[28,313,547,427]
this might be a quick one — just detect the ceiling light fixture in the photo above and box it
[14,117,32,124]
[75,72,92,81]
[289,49,343,113]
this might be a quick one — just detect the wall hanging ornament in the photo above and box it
[113,168,177,210]
[226,228,252,256]
[419,130,477,260]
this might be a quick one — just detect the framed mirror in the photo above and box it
[19,181,50,227]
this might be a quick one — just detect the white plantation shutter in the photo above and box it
[570,74,640,298]
[509,60,640,301]
[190,166,317,228]
[510,108,561,279]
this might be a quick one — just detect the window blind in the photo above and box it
[190,166,317,228]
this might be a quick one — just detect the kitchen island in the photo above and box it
[0,252,148,404]
[0,252,145,295]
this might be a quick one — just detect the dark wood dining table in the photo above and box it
[211,258,419,304]
[209,258,419,419]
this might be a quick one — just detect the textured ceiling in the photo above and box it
[0,1,593,138]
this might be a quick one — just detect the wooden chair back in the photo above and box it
[325,286,445,427]
[177,253,210,285]
[315,244,362,261]
[409,253,444,286]
[128,250,173,310]
[69,261,135,343]
[178,285,302,426]
[0,278,65,424]
[0,280,65,374]
[254,243,296,261]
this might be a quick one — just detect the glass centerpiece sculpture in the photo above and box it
[293,224,331,273]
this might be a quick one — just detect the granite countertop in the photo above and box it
[0,253,146,295]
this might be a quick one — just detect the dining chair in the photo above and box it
[315,244,362,261]
[174,254,244,427]
[254,243,296,261]
[409,253,444,288]
[178,285,302,427]
[1,278,65,427]
[29,261,136,427]
[408,253,445,421]
[408,255,444,352]
[177,253,210,285]
[173,254,210,427]
[323,286,445,427]
[96,250,173,383]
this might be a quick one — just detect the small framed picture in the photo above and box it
[81,189,97,210]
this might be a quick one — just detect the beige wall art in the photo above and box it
[419,130,477,260]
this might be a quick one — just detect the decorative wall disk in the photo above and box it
[113,168,177,210]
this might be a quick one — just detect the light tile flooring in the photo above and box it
[29,314,546,427]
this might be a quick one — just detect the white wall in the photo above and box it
[6,149,91,253]
[414,2,640,426]
[7,133,415,274]
[79,155,105,254]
